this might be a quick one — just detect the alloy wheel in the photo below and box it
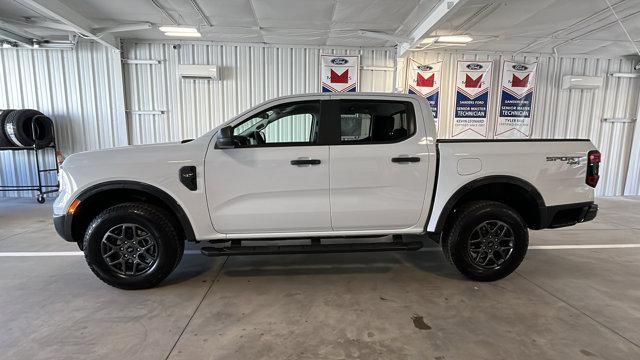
[100,223,159,277]
[467,220,515,269]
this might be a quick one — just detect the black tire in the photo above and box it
[4,109,54,147]
[173,236,185,271]
[442,201,528,282]
[83,202,184,290]
[33,115,55,148]
[0,109,15,147]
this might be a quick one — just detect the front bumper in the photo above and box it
[53,214,74,243]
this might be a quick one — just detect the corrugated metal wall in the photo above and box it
[2,39,638,197]
[404,51,640,196]
[123,42,638,196]
[121,41,396,145]
[0,41,127,197]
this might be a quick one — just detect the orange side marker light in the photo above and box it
[68,199,81,214]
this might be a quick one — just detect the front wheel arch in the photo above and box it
[69,181,196,245]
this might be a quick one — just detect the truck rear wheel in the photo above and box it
[83,202,183,290]
[442,201,528,281]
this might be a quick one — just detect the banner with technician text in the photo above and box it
[495,61,537,138]
[320,54,359,93]
[453,60,493,138]
[407,59,442,129]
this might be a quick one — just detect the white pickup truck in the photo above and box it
[53,93,600,289]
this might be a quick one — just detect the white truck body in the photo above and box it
[53,93,602,288]
[54,93,597,241]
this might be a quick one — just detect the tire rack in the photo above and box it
[0,115,59,203]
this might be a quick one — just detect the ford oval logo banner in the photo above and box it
[406,59,442,129]
[496,60,538,139]
[330,58,349,65]
[453,60,493,138]
[321,55,359,93]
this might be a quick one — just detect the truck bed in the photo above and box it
[426,138,597,232]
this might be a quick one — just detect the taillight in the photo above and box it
[586,150,601,188]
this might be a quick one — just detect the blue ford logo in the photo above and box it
[512,64,528,71]
[331,58,349,65]
[418,65,433,71]
[466,63,483,70]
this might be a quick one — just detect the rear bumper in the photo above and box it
[543,202,598,229]
[53,214,74,243]
[582,203,598,222]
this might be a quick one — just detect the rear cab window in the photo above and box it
[337,100,416,144]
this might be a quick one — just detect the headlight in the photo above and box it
[58,168,67,193]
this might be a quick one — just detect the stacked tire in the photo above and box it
[0,109,14,147]
[0,109,55,148]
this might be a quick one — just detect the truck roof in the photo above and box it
[263,92,423,102]
[206,92,429,137]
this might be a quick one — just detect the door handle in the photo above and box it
[291,159,321,166]
[391,156,420,163]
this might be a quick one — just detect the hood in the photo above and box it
[61,140,207,170]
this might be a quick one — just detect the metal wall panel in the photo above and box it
[0,41,127,197]
[3,39,636,198]
[125,42,637,196]
[405,51,639,196]
[122,41,395,145]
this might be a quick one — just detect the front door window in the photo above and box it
[232,101,320,146]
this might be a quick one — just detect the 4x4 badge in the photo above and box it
[546,156,580,165]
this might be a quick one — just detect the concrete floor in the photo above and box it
[0,197,639,360]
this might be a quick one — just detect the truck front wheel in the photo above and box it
[83,202,184,290]
[442,201,528,281]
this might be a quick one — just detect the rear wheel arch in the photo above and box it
[70,181,196,245]
[435,176,546,234]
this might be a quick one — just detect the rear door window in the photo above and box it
[336,100,415,144]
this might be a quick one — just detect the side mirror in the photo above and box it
[215,126,235,149]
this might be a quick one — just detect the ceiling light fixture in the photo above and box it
[2,42,12,48]
[164,32,202,38]
[159,26,202,38]
[159,26,198,33]
[434,35,473,43]
[421,35,474,45]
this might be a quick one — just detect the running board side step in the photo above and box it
[200,238,423,257]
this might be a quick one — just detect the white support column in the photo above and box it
[623,82,640,195]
